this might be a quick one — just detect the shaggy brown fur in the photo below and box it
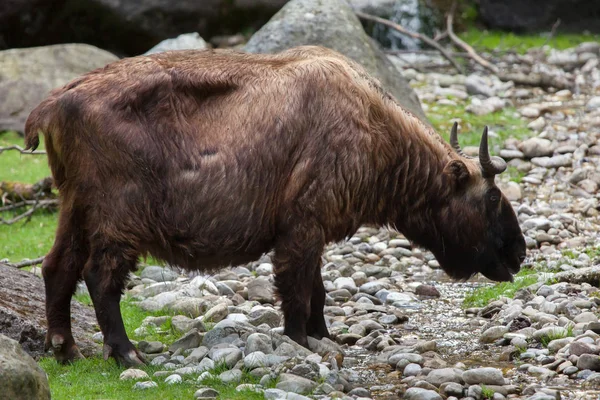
[25,45,526,366]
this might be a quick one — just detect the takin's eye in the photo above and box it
[488,189,501,205]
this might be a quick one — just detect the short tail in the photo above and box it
[24,97,58,152]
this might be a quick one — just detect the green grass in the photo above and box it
[463,268,539,308]
[540,325,574,348]
[459,28,599,54]
[0,131,50,183]
[427,104,530,148]
[481,384,495,399]
[40,355,273,400]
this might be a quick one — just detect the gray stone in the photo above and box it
[0,44,119,133]
[0,334,50,399]
[133,381,158,390]
[404,387,443,400]
[247,278,274,303]
[275,373,318,394]
[140,265,179,282]
[202,320,254,348]
[425,368,464,387]
[120,368,150,380]
[569,341,599,356]
[244,351,269,369]
[145,33,208,55]
[204,303,229,324]
[219,369,242,384]
[578,354,600,371]
[184,346,209,364]
[518,138,554,158]
[245,333,273,355]
[194,387,219,399]
[462,368,505,385]
[440,382,464,397]
[169,329,202,353]
[244,0,426,122]
[165,374,182,385]
[208,347,243,369]
[531,154,572,169]
[403,363,422,376]
[138,341,164,354]
[480,326,509,344]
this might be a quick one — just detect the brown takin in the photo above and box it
[24,45,526,367]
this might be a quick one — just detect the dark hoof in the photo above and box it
[45,334,85,364]
[103,343,147,367]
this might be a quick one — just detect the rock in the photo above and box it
[219,369,243,384]
[587,96,600,111]
[533,327,568,341]
[133,381,158,390]
[0,44,119,133]
[577,354,600,371]
[415,284,440,297]
[169,329,202,353]
[425,368,464,387]
[404,387,443,400]
[120,368,150,380]
[165,374,182,385]
[145,33,209,55]
[518,138,554,158]
[209,347,243,369]
[248,308,281,327]
[246,333,273,355]
[466,96,506,115]
[528,117,546,132]
[0,264,98,358]
[0,334,50,400]
[531,154,572,169]
[462,368,505,385]
[276,373,318,394]
[520,107,540,118]
[204,303,229,324]
[244,351,269,369]
[479,0,600,33]
[403,363,422,376]
[140,265,179,282]
[138,341,164,354]
[440,382,464,397]
[194,387,219,399]
[480,326,509,343]
[243,0,427,122]
[497,181,522,201]
[247,278,274,303]
[202,320,253,348]
[0,0,287,56]
[465,74,496,97]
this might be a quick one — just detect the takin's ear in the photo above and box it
[443,159,470,188]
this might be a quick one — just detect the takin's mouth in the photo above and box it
[480,260,521,283]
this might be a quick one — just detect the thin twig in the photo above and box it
[355,11,464,74]
[445,4,499,74]
[0,145,46,155]
[1,256,45,269]
[542,19,561,48]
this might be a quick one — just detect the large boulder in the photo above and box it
[0,264,99,359]
[479,0,600,33]
[0,0,288,56]
[0,334,50,400]
[0,43,119,134]
[243,0,427,122]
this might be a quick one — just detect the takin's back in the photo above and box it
[24,46,396,269]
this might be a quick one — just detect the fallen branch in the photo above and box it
[355,11,464,74]
[0,198,57,225]
[0,198,59,212]
[0,145,46,155]
[1,256,45,269]
[498,71,572,91]
[446,6,499,74]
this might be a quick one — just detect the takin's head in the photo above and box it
[430,123,526,283]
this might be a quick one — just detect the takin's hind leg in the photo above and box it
[83,240,145,367]
[43,207,89,364]
[273,221,325,348]
[306,267,331,340]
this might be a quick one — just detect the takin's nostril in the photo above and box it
[518,254,526,262]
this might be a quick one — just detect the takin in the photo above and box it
[24,45,527,366]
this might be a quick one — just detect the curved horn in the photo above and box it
[479,126,507,177]
[449,122,469,157]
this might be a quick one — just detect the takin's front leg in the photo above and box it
[83,241,145,367]
[306,268,331,340]
[273,222,325,348]
[43,207,89,364]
